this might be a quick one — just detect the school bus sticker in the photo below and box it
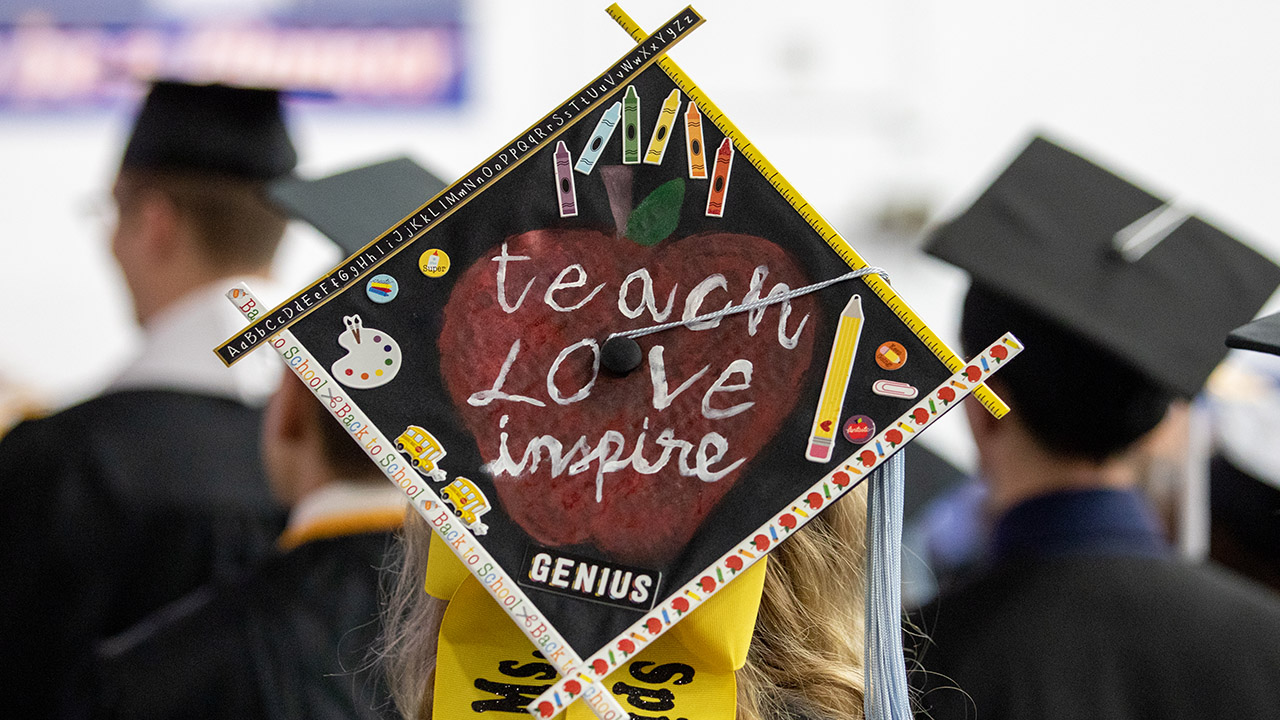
[443,476,492,535]
[396,425,448,482]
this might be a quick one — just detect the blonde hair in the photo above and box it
[382,485,868,720]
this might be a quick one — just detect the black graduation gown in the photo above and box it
[0,390,286,716]
[92,530,398,720]
[909,489,1280,720]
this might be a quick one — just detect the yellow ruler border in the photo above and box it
[606,4,1008,419]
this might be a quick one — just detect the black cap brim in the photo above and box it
[1226,312,1280,356]
[267,156,448,257]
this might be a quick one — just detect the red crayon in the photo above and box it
[705,137,734,217]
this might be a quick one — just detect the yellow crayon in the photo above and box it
[644,89,681,165]
[806,294,865,463]
[684,100,706,178]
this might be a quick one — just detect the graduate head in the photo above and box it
[929,136,1280,507]
[262,372,385,508]
[110,80,297,324]
[381,485,870,720]
[959,282,1175,463]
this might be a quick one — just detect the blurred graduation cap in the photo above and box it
[1227,312,1280,356]
[267,156,448,257]
[121,80,297,180]
[928,135,1280,397]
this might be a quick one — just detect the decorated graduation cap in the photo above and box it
[928,135,1280,398]
[268,156,449,257]
[121,80,297,180]
[216,7,1022,719]
[1227,312,1280,356]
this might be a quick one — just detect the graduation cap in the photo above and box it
[1227,312,1280,356]
[216,7,1023,719]
[267,156,449,257]
[927,135,1280,398]
[121,80,297,180]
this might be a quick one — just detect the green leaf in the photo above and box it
[625,178,685,247]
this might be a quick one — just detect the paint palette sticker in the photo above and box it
[331,315,401,389]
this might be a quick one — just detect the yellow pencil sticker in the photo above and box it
[805,293,865,462]
[644,89,681,165]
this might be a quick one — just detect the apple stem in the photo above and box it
[598,165,634,239]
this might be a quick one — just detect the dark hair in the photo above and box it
[294,377,383,481]
[960,283,1173,462]
[118,168,287,270]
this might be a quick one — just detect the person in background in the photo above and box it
[92,372,407,719]
[90,155,451,720]
[0,80,295,716]
[909,136,1280,719]
[1205,314,1280,593]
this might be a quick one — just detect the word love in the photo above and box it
[470,339,755,418]
[490,242,810,350]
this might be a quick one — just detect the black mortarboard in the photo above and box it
[218,11,1027,718]
[121,80,297,180]
[927,135,1280,398]
[1226,312,1280,356]
[267,156,448,257]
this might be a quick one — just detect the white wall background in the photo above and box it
[3,0,1278,469]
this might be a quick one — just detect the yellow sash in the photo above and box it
[427,532,765,718]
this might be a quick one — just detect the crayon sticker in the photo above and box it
[418,249,451,278]
[875,341,907,370]
[843,415,875,444]
[365,273,399,304]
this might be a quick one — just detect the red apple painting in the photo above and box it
[438,203,818,565]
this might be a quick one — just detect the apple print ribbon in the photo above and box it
[607,265,890,341]
[428,533,765,719]
[223,284,631,719]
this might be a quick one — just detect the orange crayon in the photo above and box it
[705,137,734,217]
[684,100,706,178]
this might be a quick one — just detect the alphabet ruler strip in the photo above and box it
[604,3,1009,419]
[214,6,705,368]
[528,332,1024,717]
[223,285,631,720]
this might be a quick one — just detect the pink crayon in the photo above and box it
[554,140,578,217]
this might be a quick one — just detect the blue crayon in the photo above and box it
[575,101,621,174]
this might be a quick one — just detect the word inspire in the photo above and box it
[471,243,811,501]
[521,547,660,611]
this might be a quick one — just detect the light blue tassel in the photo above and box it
[865,451,910,720]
